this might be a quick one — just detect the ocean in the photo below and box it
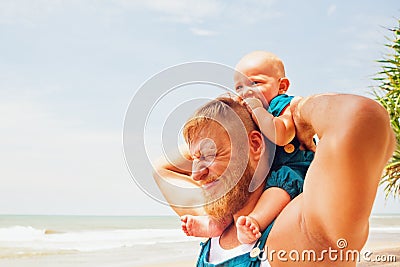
[0,215,399,267]
[0,215,202,267]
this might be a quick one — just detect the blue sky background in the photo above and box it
[0,0,399,215]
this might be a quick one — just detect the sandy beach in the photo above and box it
[357,247,400,266]
[356,222,400,266]
[140,248,400,267]
[140,239,400,267]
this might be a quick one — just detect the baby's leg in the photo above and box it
[180,215,231,237]
[237,187,291,244]
[236,216,261,244]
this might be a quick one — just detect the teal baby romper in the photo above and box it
[265,94,314,199]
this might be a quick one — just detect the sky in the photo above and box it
[0,0,399,216]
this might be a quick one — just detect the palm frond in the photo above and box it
[373,19,400,199]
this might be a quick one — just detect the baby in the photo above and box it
[181,51,315,244]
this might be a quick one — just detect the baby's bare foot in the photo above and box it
[180,215,227,237]
[236,216,261,244]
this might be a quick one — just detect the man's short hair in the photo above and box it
[183,96,259,144]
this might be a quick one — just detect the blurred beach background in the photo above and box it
[0,215,398,266]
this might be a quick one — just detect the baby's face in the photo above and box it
[234,61,283,106]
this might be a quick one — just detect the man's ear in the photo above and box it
[248,130,264,161]
[278,77,290,94]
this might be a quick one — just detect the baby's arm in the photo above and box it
[237,187,290,244]
[245,98,295,146]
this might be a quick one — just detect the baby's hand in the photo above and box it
[242,98,264,127]
[243,98,263,112]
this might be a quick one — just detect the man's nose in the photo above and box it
[192,160,209,181]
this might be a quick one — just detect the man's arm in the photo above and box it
[294,94,394,239]
[153,145,206,217]
[267,94,395,266]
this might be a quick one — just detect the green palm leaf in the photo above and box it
[373,19,400,199]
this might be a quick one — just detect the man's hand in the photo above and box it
[290,96,317,152]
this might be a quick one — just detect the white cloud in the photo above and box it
[115,0,221,24]
[114,0,280,25]
[327,4,336,16]
[0,0,281,28]
[190,27,218,36]
[145,0,219,22]
[221,1,282,25]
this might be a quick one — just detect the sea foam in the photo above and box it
[0,226,198,252]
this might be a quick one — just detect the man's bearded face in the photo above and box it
[203,158,254,221]
[187,120,256,222]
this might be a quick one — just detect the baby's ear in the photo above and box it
[279,77,290,93]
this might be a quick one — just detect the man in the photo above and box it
[153,94,395,266]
